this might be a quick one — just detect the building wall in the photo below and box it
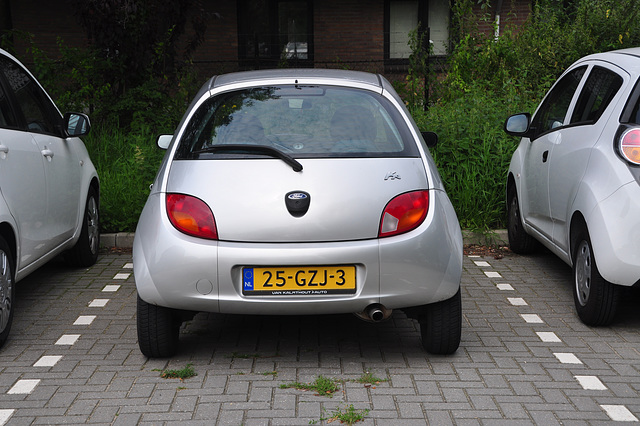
[190,2,239,77]
[7,0,533,77]
[9,0,87,64]
[314,0,385,72]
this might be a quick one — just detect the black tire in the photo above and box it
[65,186,100,267]
[507,186,538,254]
[420,289,462,355]
[0,236,15,350]
[572,229,620,326]
[137,295,181,358]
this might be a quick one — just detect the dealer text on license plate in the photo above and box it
[242,266,356,295]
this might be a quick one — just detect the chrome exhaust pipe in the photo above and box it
[354,304,392,322]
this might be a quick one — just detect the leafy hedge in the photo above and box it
[407,0,640,230]
[5,0,640,233]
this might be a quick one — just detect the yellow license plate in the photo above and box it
[242,265,356,295]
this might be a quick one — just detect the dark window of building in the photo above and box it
[238,0,312,67]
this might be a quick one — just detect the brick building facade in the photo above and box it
[5,0,533,79]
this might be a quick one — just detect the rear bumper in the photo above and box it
[588,181,640,286]
[134,189,463,315]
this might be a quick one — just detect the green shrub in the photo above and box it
[414,0,640,230]
[83,125,165,233]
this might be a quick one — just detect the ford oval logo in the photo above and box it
[285,191,311,217]
[287,192,308,200]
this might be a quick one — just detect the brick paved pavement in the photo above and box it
[0,248,639,424]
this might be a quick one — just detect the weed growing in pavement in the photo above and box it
[158,363,197,380]
[279,375,340,397]
[310,404,370,425]
[352,371,387,385]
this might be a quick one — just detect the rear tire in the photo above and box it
[507,186,538,254]
[65,186,99,267]
[0,236,15,350]
[137,295,181,358]
[572,229,619,326]
[420,289,462,355]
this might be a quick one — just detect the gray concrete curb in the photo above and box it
[100,230,508,249]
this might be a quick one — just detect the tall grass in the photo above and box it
[29,0,640,233]
[83,126,165,233]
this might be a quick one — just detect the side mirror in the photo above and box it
[504,113,532,137]
[64,113,91,137]
[421,131,438,148]
[157,135,172,149]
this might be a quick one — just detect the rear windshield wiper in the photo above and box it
[192,144,303,172]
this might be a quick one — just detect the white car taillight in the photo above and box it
[166,193,218,240]
[620,128,640,165]
[379,191,429,238]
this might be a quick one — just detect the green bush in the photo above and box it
[414,0,640,231]
[13,0,640,234]
[83,125,166,233]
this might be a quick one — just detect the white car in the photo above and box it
[0,49,100,349]
[505,48,640,326]
[133,69,463,358]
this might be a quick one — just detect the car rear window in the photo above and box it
[570,66,622,125]
[174,85,419,160]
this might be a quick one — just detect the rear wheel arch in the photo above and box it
[0,223,17,266]
[569,212,588,263]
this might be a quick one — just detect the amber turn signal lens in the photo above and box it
[166,193,218,240]
[379,191,429,238]
[620,128,640,165]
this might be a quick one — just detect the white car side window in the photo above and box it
[531,66,587,138]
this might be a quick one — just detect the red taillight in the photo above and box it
[620,128,640,165]
[166,193,218,240]
[379,191,429,238]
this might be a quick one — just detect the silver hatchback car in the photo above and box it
[133,69,463,358]
[505,48,640,326]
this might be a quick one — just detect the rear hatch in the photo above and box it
[166,157,429,243]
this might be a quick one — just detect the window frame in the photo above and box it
[237,0,314,68]
[530,66,587,140]
[0,55,63,137]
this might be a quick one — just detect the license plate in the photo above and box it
[242,265,356,295]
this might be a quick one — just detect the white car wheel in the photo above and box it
[0,236,15,349]
[572,229,620,326]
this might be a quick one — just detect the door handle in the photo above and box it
[0,145,8,153]
[41,148,54,159]
[542,150,549,163]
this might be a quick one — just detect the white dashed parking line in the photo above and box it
[102,284,121,292]
[55,334,80,345]
[575,375,607,390]
[521,313,544,323]
[73,315,96,325]
[89,298,109,307]
[8,379,40,394]
[536,331,561,342]
[601,405,639,422]
[33,355,63,367]
[508,297,528,306]
[4,261,132,421]
[496,283,514,290]
[0,410,14,425]
[554,352,583,364]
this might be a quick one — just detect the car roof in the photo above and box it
[577,48,640,74]
[207,68,385,91]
